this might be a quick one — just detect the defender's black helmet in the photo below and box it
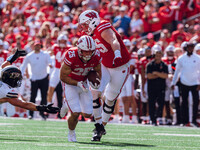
[1,66,22,88]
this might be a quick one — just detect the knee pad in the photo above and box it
[103,99,116,114]
[93,97,102,109]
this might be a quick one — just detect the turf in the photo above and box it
[0,117,200,150]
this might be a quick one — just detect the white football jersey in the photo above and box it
[0,81,18,99]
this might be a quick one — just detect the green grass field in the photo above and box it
[0,117,200,150]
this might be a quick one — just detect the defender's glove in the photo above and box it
[7,48,27,64]
[113,50,122,66]
[36,103,60,114]
[77,81,88,92]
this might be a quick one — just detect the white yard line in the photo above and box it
[154,133,200,137]
[0,134,199,142]
[1,141,200,149]
[0,123,22,126]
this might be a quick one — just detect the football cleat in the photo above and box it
[60,99,69,118]
[68,131,77,142]
[91,123,106,141]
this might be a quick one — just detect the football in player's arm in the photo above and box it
[0,48,60,114]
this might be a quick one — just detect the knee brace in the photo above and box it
[103,99,116,114]
[93,97,101,109]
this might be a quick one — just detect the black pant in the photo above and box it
[29,75,49,117]
[180,83,199,124]
[148,89,165,123]
[54,82,63,109]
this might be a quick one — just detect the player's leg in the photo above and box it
[47,69,60,104]
[128,76,138,123]
[55,82,63,119]
[91,65,110,141]
[102,64,130,126]
[64,84,82,142]
[91,64,110,123]
[164,80,172,125]
[121,85,129,123]
[80,89,93,119]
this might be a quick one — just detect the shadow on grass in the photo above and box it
[78,141,155,147]
[0,138,39,142]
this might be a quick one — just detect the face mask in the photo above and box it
[59,44,66,48]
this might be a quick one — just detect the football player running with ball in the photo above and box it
[0,49,60,115]
[60,35,101,142]
[78,10,130,141]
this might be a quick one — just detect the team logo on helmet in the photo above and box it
[85,12,97,19]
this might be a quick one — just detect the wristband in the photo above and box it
[7,55,16,64]
[114,50,121,58]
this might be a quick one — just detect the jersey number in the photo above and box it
[73,67,93,76]
[55,52,66,63]
[95,39,108,53]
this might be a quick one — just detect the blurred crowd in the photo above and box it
[0,0,200,126]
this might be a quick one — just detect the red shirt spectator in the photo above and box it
[40,0,54,19]
[147,33,156,48]
[171,24,187,43]
[171,0,186,21]
[148,12,162,32]
[159,0,174,24]
[5,27,16,45]
[128,2,144,18]
[186,0,200,18]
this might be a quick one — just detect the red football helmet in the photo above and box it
[77,35,96,61]
[78,10,100,35]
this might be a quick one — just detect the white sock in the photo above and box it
[69,129,75,134]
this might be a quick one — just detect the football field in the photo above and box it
[0,117,200,150]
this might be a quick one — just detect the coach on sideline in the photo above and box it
[21,40,53,119]
[146,45,168,126]
[171,42,200,127]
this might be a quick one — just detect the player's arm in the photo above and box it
[60,62,88,92]
[101,28,120,52]
[93,63,101,80]
[60,62,77,86]
[101,28,122,66]
[1,98,59,113]
[1,48,27,69]
[1,61,11,69]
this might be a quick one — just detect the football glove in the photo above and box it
[77,81,88,92]
[7,48,27,64]
[36,103,60,114]
[113,50,122,66]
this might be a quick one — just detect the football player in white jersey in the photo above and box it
[0,49,60,114]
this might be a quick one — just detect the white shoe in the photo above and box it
[122,115,130,123]
[68,130,77,142]
[132,116,138,124]
[60,99,69,118]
